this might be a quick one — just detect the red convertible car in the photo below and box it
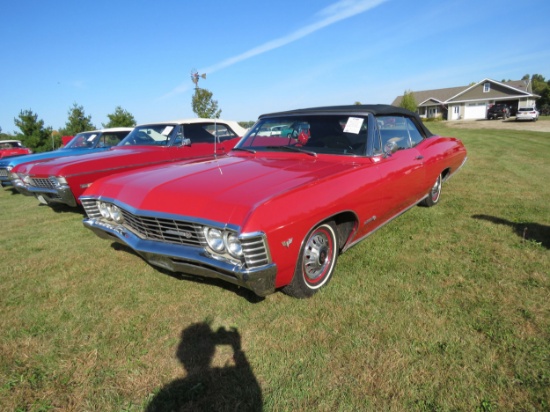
[80,105,467,298]
[0,140,32,159]
[12,119,246,207]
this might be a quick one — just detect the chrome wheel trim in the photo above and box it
[430,175,442,203]
[302,225,336,288]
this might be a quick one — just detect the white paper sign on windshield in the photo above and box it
[343,117,364,134]
[161,126,174,136]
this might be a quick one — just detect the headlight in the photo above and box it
[203,227,243,258]
[204,227,225,252]
[109,204,124,223]
[6,166,13,172]
[98,201,111,219]
[49,176,68,188]
[96,201,125,223]
[225,232,243,258]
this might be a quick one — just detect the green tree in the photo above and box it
[192,88,221,118]
[102,106,137,128]
[238,121,255,129]
[399,90,417,112]
[59,103,95,136]
[14,109,54,153]
[531,74,547,95]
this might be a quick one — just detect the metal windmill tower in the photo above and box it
[190,69,206,89]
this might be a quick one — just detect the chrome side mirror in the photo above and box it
[384,141,398,156]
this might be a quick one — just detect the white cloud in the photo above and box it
[161,0,389,99]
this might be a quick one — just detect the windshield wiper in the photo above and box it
[265,146,317,157]
[232,147,257,154]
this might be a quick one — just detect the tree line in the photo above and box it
[0,88,226,153]
[0,103,137,153]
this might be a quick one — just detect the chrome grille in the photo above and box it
[83,199,271,269]
[30,177,55,189]
[241,236,270,267]
[81,198,101,218]
[120,209,204,247]
[0,169,7,178]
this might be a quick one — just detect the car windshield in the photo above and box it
[63,132,102,149]
[120,124,177,146]
[236,115,368,155]
[0,141,22,149]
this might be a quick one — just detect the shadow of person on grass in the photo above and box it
[145,322,263,412]
[472,214,550,249]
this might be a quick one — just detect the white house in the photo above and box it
[392,78,539,120]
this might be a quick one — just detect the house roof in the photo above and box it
[392,78,537,107]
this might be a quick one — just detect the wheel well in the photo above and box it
[327,212,357,252]
[441,167,452,182]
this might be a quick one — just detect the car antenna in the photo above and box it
[214,120,217,158]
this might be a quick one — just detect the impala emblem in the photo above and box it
[165,229,193,239]
[282,238,293,248]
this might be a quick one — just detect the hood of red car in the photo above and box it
[85,153,360,224]
[24,146,164,176]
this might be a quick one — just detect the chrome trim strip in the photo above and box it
[343,198,424,252]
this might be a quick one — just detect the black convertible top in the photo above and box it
[260,104,434,137]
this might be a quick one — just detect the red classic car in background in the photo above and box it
[11,119,246,207]
[0,140,32,159]
[1,128,132,187]
[80,105,467,298]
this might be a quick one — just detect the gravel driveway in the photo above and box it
[447,118,550,132]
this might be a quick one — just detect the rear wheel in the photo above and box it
[420,174,442,207]
[283,222,338,298]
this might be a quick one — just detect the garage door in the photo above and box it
[464,102,487,119]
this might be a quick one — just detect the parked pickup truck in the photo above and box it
[486,104,510,120]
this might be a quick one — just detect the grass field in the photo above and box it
[1,123,549,411]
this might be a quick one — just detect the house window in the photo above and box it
[453,106,459,114]
[483,82,490,93]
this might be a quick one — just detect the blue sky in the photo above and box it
[1,0,549,133]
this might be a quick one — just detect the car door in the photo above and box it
[374,116,426,217]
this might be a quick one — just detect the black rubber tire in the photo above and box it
[420,174,442,207]
[283,222,339,298]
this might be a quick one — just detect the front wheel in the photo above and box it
[420,174,442,207]
[283,222,338,298]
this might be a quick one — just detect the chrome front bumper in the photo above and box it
[83,217,278,297]
[24,184,78,207]
[0,173,12,187]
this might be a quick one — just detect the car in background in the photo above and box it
[0,128,132,187]
[486,104,510,120]
[12,119,246,207]
[0,140,32,159]
[515,107,539,121]
[80,105,467,298]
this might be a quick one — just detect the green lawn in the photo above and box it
[1,124,549,411]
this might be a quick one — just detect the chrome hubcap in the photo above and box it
[431,176,441,202]
[304,231,332,282]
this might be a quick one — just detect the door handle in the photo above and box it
[415,155,424,160]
